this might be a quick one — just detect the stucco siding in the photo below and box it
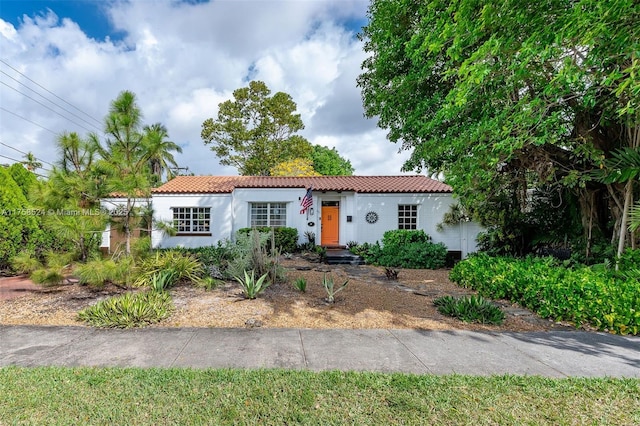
[151,193,232,248]
[354,193,461,249]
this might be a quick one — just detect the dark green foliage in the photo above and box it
[77,291,173,328]
[0,167,43,270]
[8,163,38,198]
[350,241,382,264]
[382,229,432,247]
[237,226,298,254]
[355,230,447,269]
[617,249,640,272]
[201,80,313,176]
[450,254,640,335]
[434,295,505,325]
[310,145,354,176]
[359,0,640,257]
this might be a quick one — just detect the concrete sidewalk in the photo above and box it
[1,326,638,377]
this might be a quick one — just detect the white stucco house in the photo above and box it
[100,175,482,258]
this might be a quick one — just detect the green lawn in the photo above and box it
[1,367,638,425]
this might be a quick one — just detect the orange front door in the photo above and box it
[321,206,340,246]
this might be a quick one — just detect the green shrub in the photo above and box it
[378,241,447,269]
[382,229,432,247]
[74,257,136,289]
[234,270,270,299]
[237,227,298,254]
[10,251,42,274]
[77,291,173,328]
[30,267,65,286]
[616,248,640,272]
[450,253,640,335]
[0,167,41,269]
[135,251,206,288]
[353,231,447,269]
[434,295,505,325]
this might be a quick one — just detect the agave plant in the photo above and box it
[322,273,349,303]
[234,269,270,299]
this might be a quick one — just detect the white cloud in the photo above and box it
[0,0,415,177]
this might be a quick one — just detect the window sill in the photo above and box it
[175,233,212,237]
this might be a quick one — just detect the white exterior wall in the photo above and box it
[354,193,463,250]
[151,193,232,249]
[233,188,316,245]
[148,189,482,257]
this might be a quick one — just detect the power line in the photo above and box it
[1,81,98,134]
[0,106,58,135]
[0,58,103,127]
[0,152,51,174]
[0,141,55,167]
[0,70,104,133]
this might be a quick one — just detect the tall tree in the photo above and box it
[201,80,313,175]
[311,145,354,176]
[358,0,639,255]
[143,122,182,186]
[100,90,150,255]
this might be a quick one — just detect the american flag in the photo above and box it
[300,186,313,214]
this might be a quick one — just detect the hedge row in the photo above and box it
[449,253,640,335]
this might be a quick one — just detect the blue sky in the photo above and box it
[0,0,411,176]
[0,0,120,40]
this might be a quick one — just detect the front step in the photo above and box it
[324,249,365,265]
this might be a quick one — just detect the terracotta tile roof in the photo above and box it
[152,175,452,194]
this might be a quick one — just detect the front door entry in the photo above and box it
[321,205,339,246]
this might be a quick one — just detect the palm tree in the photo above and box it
[143,123,182,185]
[21,152,42,172]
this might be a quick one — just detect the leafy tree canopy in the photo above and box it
[201,80,314,175]
[359,0,639,255]
[311,145,354,176]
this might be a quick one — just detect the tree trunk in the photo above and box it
[616,180,633,268]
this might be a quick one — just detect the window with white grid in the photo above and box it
[250,202,287,227]
[398,204,418,230]
[172,207,211,234]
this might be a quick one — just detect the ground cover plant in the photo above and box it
[77,291,173,328]
[0,367,637,425]
[450,253,640,335]
[434,295,505,325]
